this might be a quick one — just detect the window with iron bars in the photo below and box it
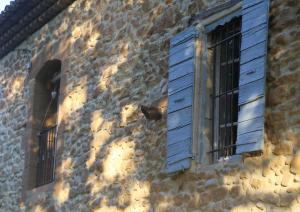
[209,17,241,161]
[36,125,57,187]
[35,71,60,187]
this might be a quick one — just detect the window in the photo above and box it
[25,59,61,189]
[166,0,269,173]
[209,17,241,161]
[36,70,60,187]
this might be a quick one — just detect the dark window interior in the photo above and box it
[209,17,241,160]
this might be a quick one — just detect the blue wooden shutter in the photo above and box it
[166,27,198,173]
[236,0,270,154]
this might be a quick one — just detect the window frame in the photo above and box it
[192,3,243,165]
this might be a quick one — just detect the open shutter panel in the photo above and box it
[166,27,198,173]
[236,0,270,154]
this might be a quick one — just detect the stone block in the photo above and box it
[287,187,300,193]
[294,175,300,182]
[199,191,212,206]
[250,178,263,190]
[173,194,190,206]
[290,151,300,174]
[256,202,266,211]
[273,142,292,156]
[230,186,241,198]
[281,172,293,187]
[204,178,219,188]
[211,187,228,202]
[280,193,295,207]
[262,193,279,206]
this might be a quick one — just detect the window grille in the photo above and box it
[36,125,57,187]
[209,17,241,160]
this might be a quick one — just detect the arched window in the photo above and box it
[27,59,61,188]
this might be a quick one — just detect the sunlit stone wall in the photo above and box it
[0,0,300,211]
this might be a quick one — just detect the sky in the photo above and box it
[0,0,11,12]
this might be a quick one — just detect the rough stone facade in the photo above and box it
[0,0,300,211]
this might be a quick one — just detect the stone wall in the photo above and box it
[0,0,299,211]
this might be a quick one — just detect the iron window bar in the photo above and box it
[212,87,239,98]
[208,31,241,49]
[36,125,57,187]
[220,58,240,66]
[219,122,238,128]
[207,141,257,154]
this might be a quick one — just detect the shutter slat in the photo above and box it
[167,27,197,173]
[168,73,193,95]
[243,0,264,9]
[242,17,267,33]
[238,97,264,122]
[167,159,190,173]
[240,57,265,86]
[242,1,268,32]
[239,78,264,104]
[237,117,264,135]
[167,124,192,146]
[167,152,193,164]
[171,27,198,47]
[168,87,193,113]
[236,131,263,154]
[167,138,191,156]
[241,24,267,50]
[168,106,192,130]
[169,44,194,67]
[243,1,268,17]
[170,39,194,56]
[168,149,191,160]
[169,59,194,81]
[236,0,269,154]
[240,41,266,65]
